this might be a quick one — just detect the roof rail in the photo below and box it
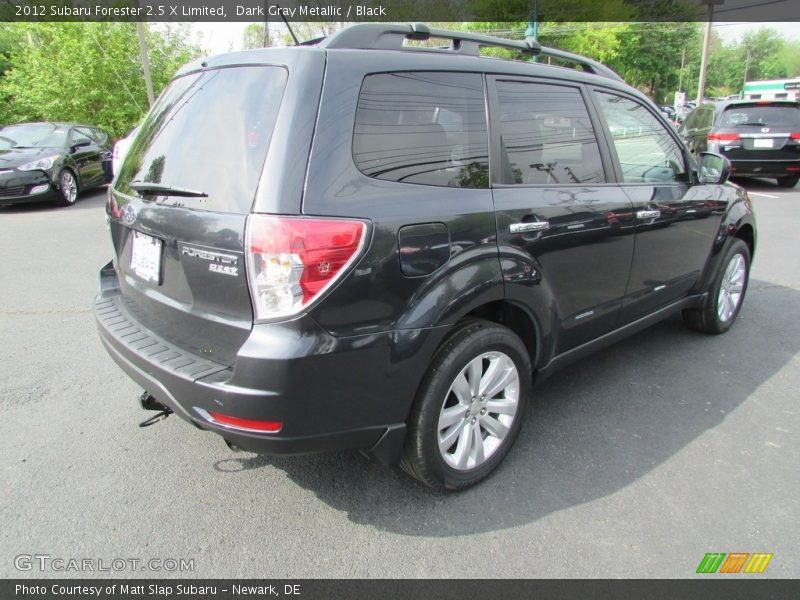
[318,23,623,82]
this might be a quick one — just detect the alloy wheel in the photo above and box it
[717,253,746,323]
[60,171,77,204]
[437,351,520,471]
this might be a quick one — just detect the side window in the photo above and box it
[699,107,714,129]
[495,80,605,185]
[595,91,687,184]
[72,127,93,146]
[91,128,108,145]
[353,72,489,188]
[682,109,698,130]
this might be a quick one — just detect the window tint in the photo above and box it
[116,66,287,213]
[353,72,489,188]
[595,91,687,184]
[91,128,109,145]
[495,80,604,185]
[682,109,698,130]
[699,107,715,129]
[72,127,93,145]
[720,104,800,128]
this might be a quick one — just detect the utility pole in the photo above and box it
[136,22,155,107]
[525,0,539,62]
[678,47,686,92]
[263,23,270,48]
[263,0,270,47]
[525,0,539,42]
[742,45,751,95]
[696,0,724,105]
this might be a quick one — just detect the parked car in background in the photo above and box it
[0,122,112,206]
[659,105,680,128]
[112,125,139,178]
[679,99,800,187]
[95,24,756,490]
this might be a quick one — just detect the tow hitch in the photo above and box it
[138,391,172,428]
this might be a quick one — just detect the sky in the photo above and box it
[190,22,800,56]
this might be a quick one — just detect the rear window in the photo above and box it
[353,72,489,188]
[116,66,288,213]
[720,104,800,128]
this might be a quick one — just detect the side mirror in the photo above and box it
[697,152,731,185]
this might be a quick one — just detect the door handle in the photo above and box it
[510,221,549,234]
[636,210,661,219]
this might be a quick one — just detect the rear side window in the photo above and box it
[353,72,489,188]
[719,104,800,128]
[494,80,605,185]
[116,66,288,213]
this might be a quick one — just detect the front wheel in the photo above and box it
[401,320,531,490]
[683,239,750,334]
[58,170,78,206]
[776,175,799,189]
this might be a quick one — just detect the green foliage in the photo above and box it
[0,22,200,136]
[705,27,799,98]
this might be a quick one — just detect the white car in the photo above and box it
[112,126,139,178]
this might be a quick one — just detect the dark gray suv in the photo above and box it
[95,24,756,490]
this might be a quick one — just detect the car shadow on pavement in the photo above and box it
[212,279,800,536]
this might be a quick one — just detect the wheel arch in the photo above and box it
[462,300,541,370]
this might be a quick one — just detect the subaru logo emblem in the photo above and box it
[761,127,770,133]
[122,204,137,225]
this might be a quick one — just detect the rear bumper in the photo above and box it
[93,262,445,460]
[727,158,800,178]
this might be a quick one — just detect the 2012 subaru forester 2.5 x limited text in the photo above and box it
[94,24,756,490]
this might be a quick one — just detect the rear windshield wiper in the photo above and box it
[735,122,767,127]
[129,181,208,198]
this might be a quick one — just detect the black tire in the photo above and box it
[401,319,532,491]
[58,169,79,206]
[683,238,750,334]
[776,175,799,189]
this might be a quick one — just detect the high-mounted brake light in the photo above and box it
[708,132,740,142]
[245,215,367,321]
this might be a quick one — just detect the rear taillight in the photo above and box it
[790,132,800,140]
[106,189,122,221]
[245,215,367,321]
[708,132,740,142]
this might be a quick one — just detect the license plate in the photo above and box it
[130,231,162,283]
[753,138,773,148]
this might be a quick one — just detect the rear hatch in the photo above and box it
[108,65,288,366]
[713,102,800,161]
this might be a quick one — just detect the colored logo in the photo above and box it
[696,552,773,574]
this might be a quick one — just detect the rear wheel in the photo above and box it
[401,320,531,490]
[58,170,78,206]
[683,239,750,334]
[776,175,799,189]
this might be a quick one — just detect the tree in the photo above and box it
[0,23,200,135]
[243,23,267,49]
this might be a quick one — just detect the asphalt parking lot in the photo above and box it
[0,180,798,579]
